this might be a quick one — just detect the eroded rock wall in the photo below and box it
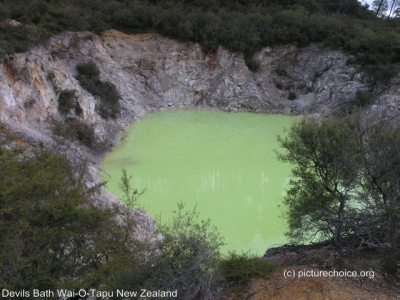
[1,29,399,206]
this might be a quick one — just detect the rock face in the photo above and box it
[0,29,399,204]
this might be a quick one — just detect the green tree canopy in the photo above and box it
[0,143,141,290]
[277,111,400,249]
[0,140,225,296]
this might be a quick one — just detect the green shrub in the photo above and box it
[275,67,288,77]
[288,91,297,100]
[76,61,100,78]
[275,82,283,89]
[0,144,146,291]
[47,71,55,82]
[219,251,275,285]
[52,119,95,148]
[76,61,120,119]
[380,251,399,276]
[365,64,397,85]
[352,90,372,107]
[245,56,260,73]
[57,90,76,115]
[69,120,95,146]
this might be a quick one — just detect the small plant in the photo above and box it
[380,251,399,276]
[275,66,288,77]
[24,97,35,109]
[47,71,55,82]
[275,82,283,90]
[57,90,76,115]
[352,90,371,107]
[119,168,145,210]
[76,61,100,78]
[288,91,297,100]
[219,251,275,285]
[76,61,120,119]
[52,119,95,148]
[245,56,260,73]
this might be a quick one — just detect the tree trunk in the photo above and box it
[390,216,398,250]
[375,0,385,16]
[338,0,345,13]
[388,0,399,17]
[334,199,345,247]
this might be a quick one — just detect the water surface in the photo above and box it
[101,110,294,255]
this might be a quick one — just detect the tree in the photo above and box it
[350,112,400,248]
[0,138,226,296]
[147,202,225,299]
[0,143,141,291]
[277,111,400,249]
[277,116,359,246]
[388,0,400,17]
[372,0,389,17]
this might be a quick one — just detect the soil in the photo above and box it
[218,243,400,299]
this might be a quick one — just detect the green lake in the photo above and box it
[100,110,294,255]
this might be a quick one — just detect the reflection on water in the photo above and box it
[101,110,294,255]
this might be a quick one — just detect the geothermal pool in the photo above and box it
[101,110,294,255]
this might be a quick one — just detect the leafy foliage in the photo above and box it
[57,89,81,116]
[52,118,95,148]
[148,202,225,299]
[219,251,275,285]
[76,61,120,119]
[0,142,227,295]
[277,111,400,250]
[0,0,399,75]
[119,168,146,210]
[0,144,139,290]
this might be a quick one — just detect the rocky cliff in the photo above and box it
[1,29,399,205]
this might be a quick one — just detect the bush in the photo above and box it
[57,90,76,115]
[245,56,260,73]
[52,119,95,148]
[379,250,400,276]
[219,251,275,285]
[0,144,227,294]
[76,60,100,78]
[146,202,225,299]
[288,91,297,100]
[352,90,372,107]
[275,66,288,77]
[76,61,120,119]
[0,145,138,291]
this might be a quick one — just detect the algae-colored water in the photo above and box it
[101,110,294,255]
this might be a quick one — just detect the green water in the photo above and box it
[101,110,294,255]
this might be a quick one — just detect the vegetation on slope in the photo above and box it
[277,110,400,253]
[1,0,400,74]
[76,61,121,119]
[0,135,231,297]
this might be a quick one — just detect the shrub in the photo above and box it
[288,91,297,100]
[352,90,371,107]
[76,61,120,119]
[76,61,100,78]
[380,250,400,276]
[47,71,55,82]
[245,56,260,73]
[0,145,139,291]
[219,251,275,285]
[69,120,95,146]
[52,119,95,148]
[275,67,288,77]
[365,64,397,86]
[57,90,76,115]
[147,202,225,299]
